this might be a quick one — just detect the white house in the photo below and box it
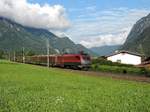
[107,51,142,65]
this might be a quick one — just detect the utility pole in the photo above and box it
[22,47,25,63]
[13,51,16,62]
[8,52,11,61]
[46,39,50,67]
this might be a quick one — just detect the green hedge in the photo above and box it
[92,64,150,76]
[92,58,134,67]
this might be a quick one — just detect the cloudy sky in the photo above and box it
[1,0,150,48]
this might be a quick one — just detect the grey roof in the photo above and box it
[106,50,142,57]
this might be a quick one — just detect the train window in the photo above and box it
[75,56,80,59]
[82,56,90,60]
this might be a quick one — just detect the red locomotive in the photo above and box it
[25,53,91,70]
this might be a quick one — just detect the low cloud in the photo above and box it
[0,0,70,30]
[80,29,130,48]
[66,7,150,48]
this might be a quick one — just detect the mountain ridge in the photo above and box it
[0,17,95,56]
[121,13,150,57]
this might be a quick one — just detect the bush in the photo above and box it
[0,50,5,59]
[141,68,150,77]
[92,64,150,75]
[92,58,133,67]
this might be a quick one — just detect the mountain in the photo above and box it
[0,17,94,55]
[121,13,150,57]
[90,45,121,56]
[0,17,50,54]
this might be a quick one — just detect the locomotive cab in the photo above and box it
[79,53,91,69]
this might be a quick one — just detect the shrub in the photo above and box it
[0,50,5,59]
[91,64,150,75]
[92,58,133,67]
[142,68,150,77]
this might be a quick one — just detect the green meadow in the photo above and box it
[0,60,150,112]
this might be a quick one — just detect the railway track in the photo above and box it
[56,68,150,83]
[19,62,150,83]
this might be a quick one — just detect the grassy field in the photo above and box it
[0,60,150,112]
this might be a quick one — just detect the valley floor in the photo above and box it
[0,60,150,112]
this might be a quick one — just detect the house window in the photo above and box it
[117,59,121,63]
